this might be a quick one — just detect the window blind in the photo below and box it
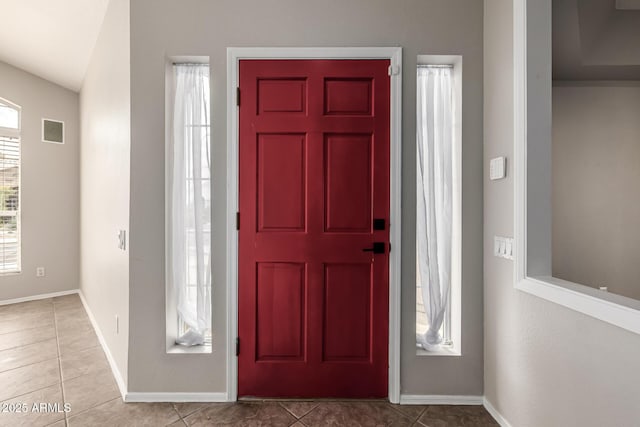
[0,135,20,273]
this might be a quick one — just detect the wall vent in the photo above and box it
[42,119,64,144]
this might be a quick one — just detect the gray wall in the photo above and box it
[79,0,130,386]
[0,61,79,301]
[484,1,640,425]
[129,0,484,395]
[552,84,640,301]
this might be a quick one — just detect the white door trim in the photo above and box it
[226,47,402,403]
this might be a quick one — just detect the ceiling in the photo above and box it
[554,0,640,80]
[0,0,110,92]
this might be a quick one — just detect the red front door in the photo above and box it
[238,59,390,398]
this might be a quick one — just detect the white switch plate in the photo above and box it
[494,236,514,260]
[490,156,506,180]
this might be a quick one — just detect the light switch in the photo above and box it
[117,230,127,250]
[490,157,506,180]
[494,236,514,260]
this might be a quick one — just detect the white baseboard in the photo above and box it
[399,394,484,405]
[78,291,128,400]
[483,397,513,427]
[125,392,229,403]
[0,289,79,306]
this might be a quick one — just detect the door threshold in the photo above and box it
[238,397,390,402]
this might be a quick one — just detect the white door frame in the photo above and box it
[226,47,402,403]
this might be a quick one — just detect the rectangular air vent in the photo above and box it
[42,119,64,144]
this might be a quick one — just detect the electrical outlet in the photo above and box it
[36,267,45,277]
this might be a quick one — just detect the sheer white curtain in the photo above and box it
[171,64,212,346]
[416,66,453,351]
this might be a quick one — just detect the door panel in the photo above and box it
[324,133,372,232]
[256,263,306,361]
[323,263,372,361]
[238,59,390,398]
[257,134,306,231]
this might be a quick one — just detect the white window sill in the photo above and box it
[416,345,461,357]
[0,271,21,277]
[167,344,212,354]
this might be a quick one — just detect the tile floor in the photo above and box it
[0,294,498,426]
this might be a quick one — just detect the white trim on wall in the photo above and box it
[0,289,78,306]
[400,394,483,405]
[513,0,640,335]
[226,47,403,404]
[483,397,514,427]
[125,392,228,403]
[79,291,128,400]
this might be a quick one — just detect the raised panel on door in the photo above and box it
[257,133,306,232]
[324,78,373,116]
[256,263,306,361]
[258,78,307,114]
[323,263,372,362]
[324,133,372,233]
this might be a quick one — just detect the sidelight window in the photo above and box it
[415,57,462,355]
[167,63,212,347]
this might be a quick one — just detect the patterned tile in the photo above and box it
[58,327,99,356]
[389,404,427,422]
[173,402,207,418]
[0,299,53,319]
[0,358,60,401]
[279,401,319,418]
[60,345,110,382]
[0,384,65,427]
[0,311,55,335]
[0,325,56,352]
[54,307,89,325]
[418,405,498,427]
[184,402,296,426]
[0,338,58,372]
[63,368,121,417]
[52,294,82,308]
[67,398,180,427]
[300,402,413,427]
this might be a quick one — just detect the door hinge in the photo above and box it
[236,337,240,356]
[236,212,240,230]
[388,65,400,76]
[236,87,241,107]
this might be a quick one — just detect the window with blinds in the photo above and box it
[0,98,21,274]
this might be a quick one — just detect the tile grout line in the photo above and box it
[52,300,69,426]
[65,397,122,423]
[278,402,319,421]
[0,382,63,405]
[385,402,428,423]
[0,335,58,353]
[0,346,60,375]
[171,403,188,426]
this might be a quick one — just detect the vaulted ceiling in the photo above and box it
[0,0,110,91]
[554,0,640,80]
